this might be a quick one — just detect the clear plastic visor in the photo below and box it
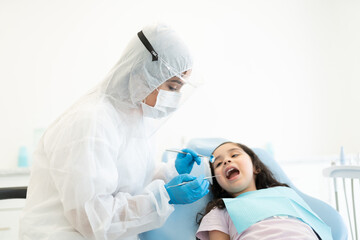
[156,58,203,106]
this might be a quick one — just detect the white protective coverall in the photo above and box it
[19,23,193,240]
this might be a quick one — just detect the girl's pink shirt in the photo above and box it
[196,207,319,240]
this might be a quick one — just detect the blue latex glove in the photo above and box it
[165,174,209,204]
[175,148,202,174]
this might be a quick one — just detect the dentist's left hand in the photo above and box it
[175,148,202,174]
[165,174,209,204]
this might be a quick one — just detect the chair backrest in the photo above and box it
[0,186,27,200]
[139,138,348,240]
[323,165,360,240]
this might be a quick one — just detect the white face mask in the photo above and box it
[141,89,182,119]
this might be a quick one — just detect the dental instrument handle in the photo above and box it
[166,175,220,188]
[165,149,208,159]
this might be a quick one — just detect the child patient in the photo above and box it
[196,141,332,240]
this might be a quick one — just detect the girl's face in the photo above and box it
[212,143,257,197]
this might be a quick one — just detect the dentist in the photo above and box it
[19,23,209,240]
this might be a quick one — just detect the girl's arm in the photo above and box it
[209,230,230,240]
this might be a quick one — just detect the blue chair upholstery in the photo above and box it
[139,138,348,240]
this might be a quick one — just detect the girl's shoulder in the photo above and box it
[199,206,230,227]
[197,205,237,240]
[205,206,230,221]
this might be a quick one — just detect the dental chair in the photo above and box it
[323,165,360,240]
[139,138,348,240]
[0,186,27,238]
[0,187,27,200]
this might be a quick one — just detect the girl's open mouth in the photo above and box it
[225,167,240,180]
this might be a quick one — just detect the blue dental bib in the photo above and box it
[223,187,332,239]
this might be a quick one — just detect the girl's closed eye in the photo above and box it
[215,161,222,168]
[231,150,243,158]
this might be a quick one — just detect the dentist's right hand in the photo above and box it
[175,148,202,174]
[165,174,209,204]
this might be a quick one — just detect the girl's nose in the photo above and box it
[223,159,232,165]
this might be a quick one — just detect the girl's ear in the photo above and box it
[253,167,261,175]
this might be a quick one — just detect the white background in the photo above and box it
[1,0,359,209]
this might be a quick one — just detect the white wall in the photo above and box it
[1,0,360,202]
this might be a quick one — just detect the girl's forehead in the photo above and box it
[214,143,242,155]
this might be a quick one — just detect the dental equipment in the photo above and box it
[166,175,221,188]
[166,149,215,163]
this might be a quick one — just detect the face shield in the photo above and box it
[156,64,203,105]
[138,30,202,119]
[136,29,203,136]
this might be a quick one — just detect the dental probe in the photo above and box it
[166,175,221,188]
[165,149,214,163]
